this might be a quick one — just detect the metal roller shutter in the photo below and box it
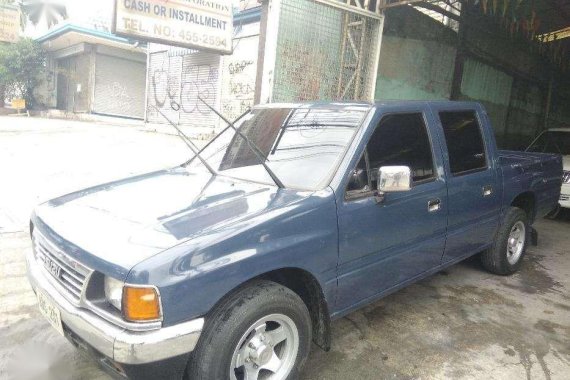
[93,54,146,119]
[178,52,221,129]
[146,50,220,132]
[147,51,183,125]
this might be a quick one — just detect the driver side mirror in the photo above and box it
[375,166,412,203]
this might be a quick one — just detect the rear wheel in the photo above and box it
[187,281,312,380]
[482,207,529,275]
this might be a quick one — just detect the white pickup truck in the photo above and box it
[527,128,570,216]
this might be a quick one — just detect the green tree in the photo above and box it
[0,38,46,108]
[0,1,66,107]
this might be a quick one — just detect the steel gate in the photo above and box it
[260,0,384,103]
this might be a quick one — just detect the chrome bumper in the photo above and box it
[26,248,204,365]
[560,183,570,209]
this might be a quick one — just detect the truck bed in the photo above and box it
[499,150,563,220]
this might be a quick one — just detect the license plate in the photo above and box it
[37,291,64,336]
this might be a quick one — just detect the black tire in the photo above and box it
[187,280,312,380]
[481,207,529,275]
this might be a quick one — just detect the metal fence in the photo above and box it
[272,0,383,102]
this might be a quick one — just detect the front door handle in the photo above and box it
[428,199,441,212]
[482,185,493,197]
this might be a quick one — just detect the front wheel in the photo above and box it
[187,281,312,380]
[481,207,529,275]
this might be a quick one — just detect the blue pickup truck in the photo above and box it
[27,101,562,380]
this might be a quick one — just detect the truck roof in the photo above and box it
[253,100,483,111]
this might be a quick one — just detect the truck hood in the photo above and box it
[33,168,309,279]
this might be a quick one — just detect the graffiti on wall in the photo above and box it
[103,82,132,111]
[148,35,259,127]
[220,39,258,121]
[221,58,256,120]
[148,52,219,125]
[180,64,218,114]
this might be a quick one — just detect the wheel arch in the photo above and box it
[510,191,536,223]
[207,267,332,351]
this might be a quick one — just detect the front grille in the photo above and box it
[563,171,570,184]
[33,230,91,304]
[561,194,570,201]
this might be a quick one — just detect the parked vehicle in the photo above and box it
[526,128,570,217]
[26,101,562,380]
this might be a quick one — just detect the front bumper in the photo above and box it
[25,248,204,366]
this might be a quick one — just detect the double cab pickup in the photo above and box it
[26,101,563,380]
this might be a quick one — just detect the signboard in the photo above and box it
[12,98,26,110]
[0,5,20,43]
[112,0,233,54]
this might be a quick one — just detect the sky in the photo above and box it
[25,0,114,37]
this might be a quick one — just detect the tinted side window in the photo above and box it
[439,111,487,175]
[367,113,435,187]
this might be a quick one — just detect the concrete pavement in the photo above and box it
[1,116,568,379]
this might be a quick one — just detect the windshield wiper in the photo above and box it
[182,108,251,167]
[198,97,285,189]
[149,105,217,176]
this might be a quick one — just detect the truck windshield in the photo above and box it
[185,106,369,190]
[527,131,570,155]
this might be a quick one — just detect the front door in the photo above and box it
[335,110,448,312]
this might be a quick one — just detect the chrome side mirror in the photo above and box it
[375,166,412,203]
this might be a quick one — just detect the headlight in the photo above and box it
[104,276,123,310]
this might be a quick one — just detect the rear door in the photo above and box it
[432,105,501,263]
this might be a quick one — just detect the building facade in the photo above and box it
[36,24,147,119]
[145,6,261,137]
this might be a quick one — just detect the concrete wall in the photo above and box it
[505,79,544,149]
[457,58,513,146]
[375,7,456,101]
[376,37,456,101]
[460,7,549,149]
[374,6,570,149]
[219,22,260,121]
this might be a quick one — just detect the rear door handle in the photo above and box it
[482,185,493,197]
[428,199,441,212]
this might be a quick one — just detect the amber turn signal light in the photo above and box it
[122,286,161,322]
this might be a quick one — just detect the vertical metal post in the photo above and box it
[254,0,270,104]
[337,13,349,99]
[450,0,466,100]
[89,46,97,114]
[256,0,281,104]
[354,18,367,98]
[543,74,554,131]
[143,44,151,123]
[368,15,384,100]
